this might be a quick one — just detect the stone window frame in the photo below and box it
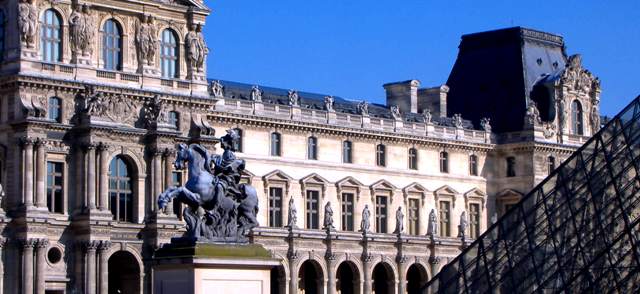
[506,156,516,177]
[262,170,293,228]
[571,99,584,135]
[40,9,63,63]
[408,147,418,170]
[336,176,365,231]
[342,140,353,164]
[108,155,137,223]
[434,185,459,237]
[101,18,124,71]
[439,150,449,173]
[375,143,386,167]
[270,131,282,157]
[159,28,180,79]
[496,189,523,217]
[464,188,487,239]
[370,179,398,234]
[547,154,557,175]
[403,182,429,235]
[469,153,479,176]
[45,153,68,216]
[300,173,330,230]
[307,135,318,160]
[48,96,62,123]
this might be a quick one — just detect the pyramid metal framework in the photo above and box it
[423,96,640,293]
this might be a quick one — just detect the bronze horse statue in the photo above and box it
[157,143,259,240]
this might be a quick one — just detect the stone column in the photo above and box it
[22,138,35,207]
[153,150,162,213]
[97,241,111,294]
[326,257,337,294]
[98,143,110,212]
[35,139,47,208]
[76,147,86,211]
[22,239,36,294]
[163,150,175,215]
[35,239,49,294]
[363,259,372,294]
[86,144,97,210]
[0,238,6,293]
[397,262,407,294]
[289,258,298,294]
[84,241,99,294]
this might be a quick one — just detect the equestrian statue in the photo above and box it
[157,129,259,242]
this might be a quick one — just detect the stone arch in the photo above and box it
[406,262,430,294]
[296,257,327,294]
[108,147,146,177]
[270,252,289,294]
[107,151,144,223]
[371,261,397,294]
[336,260,362,294]
[107,249,142,294]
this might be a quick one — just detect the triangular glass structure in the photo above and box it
[423,96,640,293]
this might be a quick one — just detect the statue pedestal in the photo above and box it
[153,240,279,294]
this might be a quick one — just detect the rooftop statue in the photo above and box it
[158,129,259,242]
[393,206,404,234]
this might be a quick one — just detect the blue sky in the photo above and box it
[204,0,640,116]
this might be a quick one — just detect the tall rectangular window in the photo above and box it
[270,132,281,156]
[439,201,451,237]
[46,162,64,213]
[268,187,283,227]
[408,198,420,235]
[342,141,352,163]
[408,148,418,170]
[375,196,388,233]
[547,156,556,175]
[440,152,449,173]
[306,190,320,229]
[506,157,516,177]
[48,97,61,122]
[469,203,481,239]
[469,154,478,176]
[307,136,318,160]
[341,193,354,231]
[376,144,386,167]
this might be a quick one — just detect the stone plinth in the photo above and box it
[153,240,279,294]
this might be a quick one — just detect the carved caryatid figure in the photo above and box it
[458,211,467,238]
[324,96,335,112]
[423,108,432,124]
[18,0,38,48]
[360,204,371,232]
[250,85,262,102]
[393,206,404,234]
[323,202,335,230]
[480,117,492,132]
[453,113,463,128]
[557,98,567,131]
[210,80,224,98]
[142,95,168,127]
[186,24,208,74]
[525,101,541,126]
[390,105,401,120]
[288,90,299,106]
[590,104,601,132]
[136,15,158,67]
[427,209,438,237]
[69,4,95,56]
[357,100,369,116]
[287,197,297,228]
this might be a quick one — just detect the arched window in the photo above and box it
[109,156,134,222]
[307,136,318,160]
[102,19,122,70]
[408,147,418,170]
[376,144,386,167]
[168,111,179,128]
[233,128,243,152]
[571,100,584,135]
[342,140,352,163]
[48,97,62,122]
[160,29,179,78]
[40,9,62,62]
[469,154,478,176]
[0,11,5,63]
[439,151,449,173]
[270,132,281,156]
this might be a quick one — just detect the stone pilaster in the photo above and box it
[163,149,175,215]
[326,257,337,294]
[35,238,49,294]
[153,150,163,213]
[22,239,36,294]
[85,144,97,211]
[83,240,100,294]
[35,139,47,208]
[97,241,112,294]
[363,259,372,294]
[20,138,35,208]
[97,143,110,212]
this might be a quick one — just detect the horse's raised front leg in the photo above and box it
[157,187,178,209]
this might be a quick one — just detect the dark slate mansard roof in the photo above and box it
[209,79,477,130]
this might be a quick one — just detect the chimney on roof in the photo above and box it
[418,85,449,118]
[383,80,420,114]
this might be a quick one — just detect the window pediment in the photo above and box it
[464,187,487,208]
[403,182,429,203]
[370,179,397,202]
[336,176,364,200]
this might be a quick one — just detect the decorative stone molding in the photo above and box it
[369,179,398,203]
[335,176,365,201]
[402,182,429,205]
[433,185,459,208]
[262,170,294,196]
[463,188,486,210]
[300,173,330,200]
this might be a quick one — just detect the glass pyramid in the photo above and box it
[424,96,640,293]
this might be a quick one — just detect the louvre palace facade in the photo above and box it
[0,0,604,293]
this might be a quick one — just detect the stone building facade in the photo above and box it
[0,0,602,294]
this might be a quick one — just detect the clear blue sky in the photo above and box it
[204,0,639,116]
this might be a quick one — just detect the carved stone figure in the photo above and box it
[69,4,95,56]
[18,0,38,48]
[288,90,299,106]
[287,197,297,228]
[210,80,224,98]
[590,104,601,132]
[480,117,491,132]
[357,100,369,116]
[458,211,467,238]
[525,101,541,126]
[77,85,136,125]
[324,96,335,112]
[542,122,556,139]
[423,108,432,124]
[80,85,108,117]
[0,183,5,212]
[142,95,168,128]
[323,202,335,230]
[250,85,262,102]
[557,98,567,131]
[360,205,371,233]
[393,207,404,234]
[390,105,401,120]
[136,15,158,67]
[157,129,259,242]
[427,209,438,237]
[453,113,463,128]
[186,24,208,74]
